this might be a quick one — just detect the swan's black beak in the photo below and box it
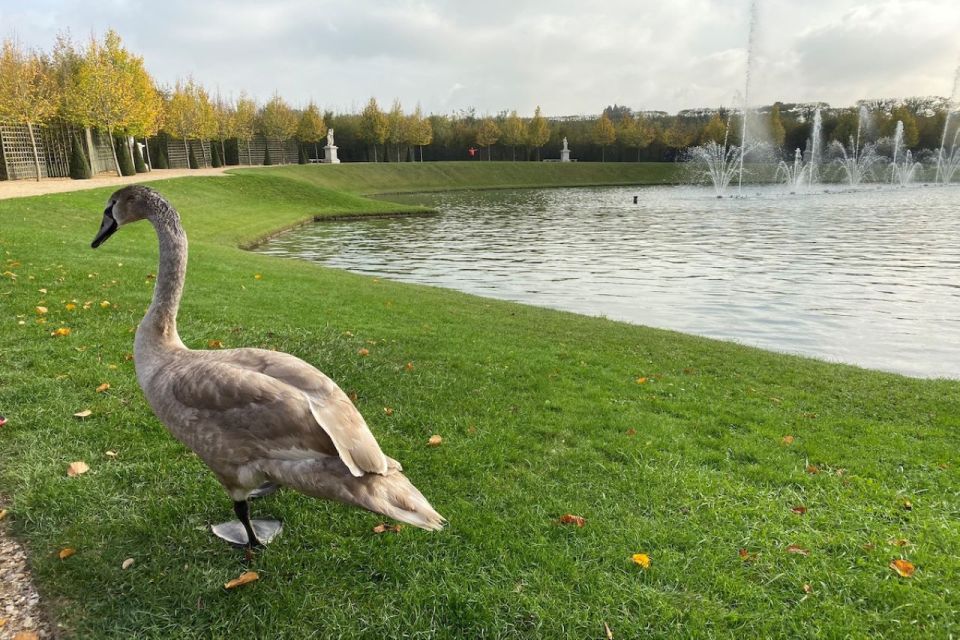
[91,205,118,249]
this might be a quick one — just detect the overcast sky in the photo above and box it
[1,0,958,116]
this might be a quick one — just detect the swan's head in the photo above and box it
[91,185,158,248]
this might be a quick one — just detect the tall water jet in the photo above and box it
[832,106,880,186]
[935,63,960,184]
[805,109,823,188]
[687,113,748,197]
[776,148,808,190]
[889,120,923,187]
[737,0,760,195]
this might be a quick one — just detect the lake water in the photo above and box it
[253,185,960,378]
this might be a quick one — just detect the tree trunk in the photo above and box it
[144,137,153,170]
[183,138,190,168]
[512,146,516,161]
[373,144,378,163]
[314,142,319,161]
[221,139,226,165]
[420,145,423,162]
[637,147,641,162]
[84,128,97,173]
[246,139,253,165]
[26,122,42,181]
[602,146,605,162]
[106,125,122,176]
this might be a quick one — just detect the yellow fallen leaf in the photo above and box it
[35,306,47,314]
[100,300,111,308]
[802,583,813,594]
[121,558,135,570]
[224,570,259,589]
[427,434,442,447]
[405,361,415,372]
[13,631,39,640]
[559,514,586,527]
[635,376,648,384]
[372,523,402,534]
[782,435,794,445]
[51,327,71,337]
[902,499,913,511]
[96,382,110,393]
[66,461,89,477]
[806,464,819,474]
[890,558,915,578]
[631,553,651,569]
[65,302,76,311]
[74,409,92,418]
[254,274,263,280]
[105,450,118,459]
[604,622,613,640]
[383,407,394,416]
[58,547,76,560]
[207,340,224,349]
[358,348,370,356]
[0,509,7,521]
[888,538,910,547]
[38,287,47,293]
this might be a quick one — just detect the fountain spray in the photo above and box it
[737,0,759,195]
[935,63,960,184]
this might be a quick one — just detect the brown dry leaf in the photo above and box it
[786,544,810,556]
[404,361,415,372]
[66,461,90,477]
[802,583,813,594]
[224,570,259,589]
[383,407,394,416]
[806,464,819,474]
[631,553,651,569]
[559,514,586,527]
[58,547,76,560]
[207,340,224,349]
[73,409,92,418]
[35,306,48,315]
[121,558,135,570]
[427,434,442,447]
[348,391,358,403]
[0,618,6,629]
[890,559,915,578]
[51,327,71,337]
[95,382,110,393]
[782,435,794,445]
[626,428,637,436]
[738,548,755,562]
[13,631,39,640]
[888,538,910,547]
[0,509,7,521]
[105,450,118,459]
[635,376,648,384]
[358,347,370,357]
[372,523,403,534]
[790,505,808,515]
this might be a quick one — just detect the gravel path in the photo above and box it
[0,167,233,201]
[0,517,55,639]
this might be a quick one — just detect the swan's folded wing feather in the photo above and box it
[195,349,389,477]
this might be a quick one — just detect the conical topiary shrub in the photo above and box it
[263,146,273,165]
[69,134,92,180]
[115,137,136,176]
[211,142,223,167]
[154,143,168,169]
[133,141,148,173]
[188,143,199,169]
[298,144,307,164]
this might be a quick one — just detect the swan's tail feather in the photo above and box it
[256,456,445,531]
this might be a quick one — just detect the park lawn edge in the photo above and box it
[0,163,958,638]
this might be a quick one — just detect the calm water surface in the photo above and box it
[254,185,960,378]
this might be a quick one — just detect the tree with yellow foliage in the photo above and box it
[0,39,59,180]
[476,117,501,161]
[297,101,325,161]
[259,93,297,163]
[592,113,616,162]
[359,97,388,162]
[527,106,550,161]
[232,93,257,164]
[406,104,432,162]
[165,78,216,168]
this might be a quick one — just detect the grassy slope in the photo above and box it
[0,167,958,639]
[247,160,680,195]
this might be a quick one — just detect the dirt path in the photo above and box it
[0,167,233,201]
[0,517,54,639]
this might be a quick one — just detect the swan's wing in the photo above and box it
[199,349,389,477]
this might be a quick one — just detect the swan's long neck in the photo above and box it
[138,206,188,349]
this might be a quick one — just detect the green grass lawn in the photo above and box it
[1,166,958,638]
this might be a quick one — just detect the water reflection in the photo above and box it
[253,185,960,378]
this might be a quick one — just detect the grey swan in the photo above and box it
[91,185,445,548]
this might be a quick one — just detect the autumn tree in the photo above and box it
[881,105,920,149]
[592,113,617,161]
[699,113,728,145]
[211,92,235,166]
[259,93,297,163]
[232,93,257,164]
[165,78,216,168]
[359,97,388,162]
[661,119,695,157]
[501,110,526,161]
[386,99,406,162]
[297,100,326,161]
[476,118,501,160]
[0,39,59,180]
[527,105,550,161]
[407,104,432,161]
[619,113,657,161]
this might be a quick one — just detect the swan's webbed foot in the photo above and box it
[210,500,282,548]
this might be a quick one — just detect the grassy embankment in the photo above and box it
[0,164,958,638]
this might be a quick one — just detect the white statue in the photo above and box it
[326,128,335,147]
[562,137,569,151]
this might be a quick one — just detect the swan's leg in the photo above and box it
[234,500,262,549]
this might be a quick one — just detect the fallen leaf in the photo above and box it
[635,377,648,384]
[0,415,6,427]
[65,303,76,311]
[51,327,71,337]
[0,509,7,521]
[73,409,92,418]
[58,547,76,560]
[100,300,110,308]
[372,523,403,534]
[890,559,915,578]
[626,428,637,436]
[782,435,794,445]
[604,621,614,640]
[769,396,783,404]
[207,340,224,349]
[404,361,415,372]
[35,306,47,315]
[66,461,89,477]
[254,274,262,280]
[888,538,910,547]
[358,348,370,356]
[802,583,813,594]
[348,391,358,403]
[427,434,442,447]
[37,287,47,293]
[738,548,754,561]
[95,382,110,393]
[383,407,394,416]
[123,352,134,361]
[224,571,259,589]
[806,464,819,474]
[786,544,810,556]
[902,499,913,511]
[559,514,586,527]
[790,505,808,515]
[862,543,876,552]
[105,450,118,459]
[631,553,651,569]
[122,558,135,570]
[13,631,39,640]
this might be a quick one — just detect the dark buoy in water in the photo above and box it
[633,195,638,204]
[716,195,723,199]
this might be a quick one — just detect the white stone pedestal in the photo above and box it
[560,149,571,162]
[322,145,340,164]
